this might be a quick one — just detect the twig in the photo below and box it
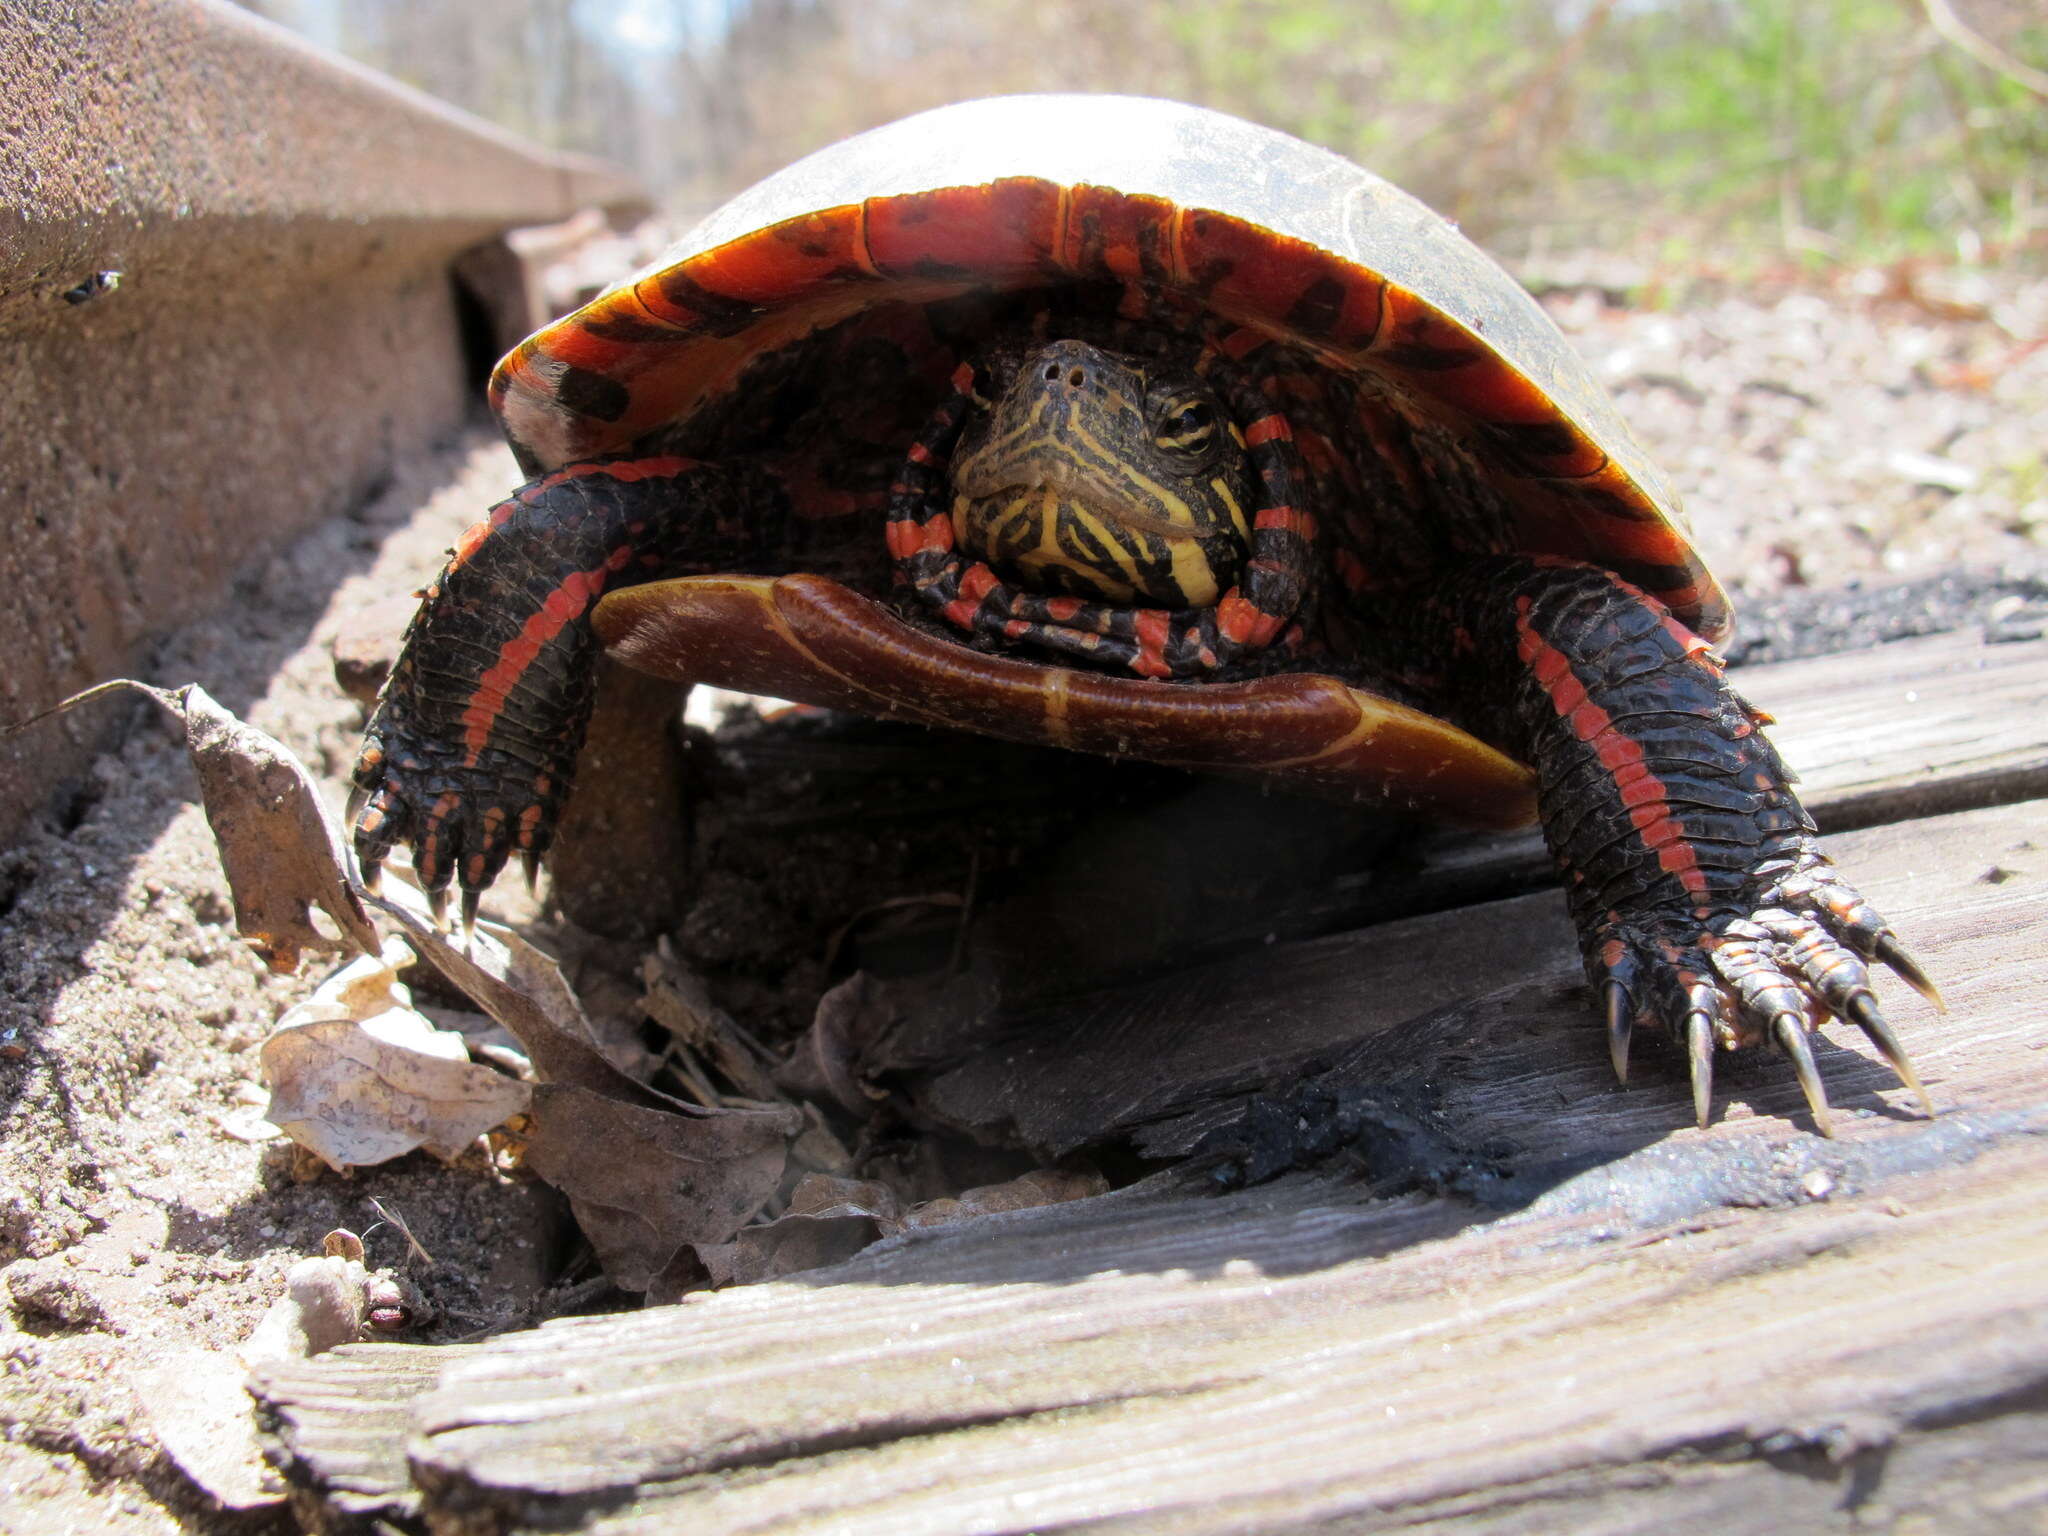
[1920,0,2048,100]
[641,943,781,1100]
[662,1040,723,1108]
[1,678,181,739]
[365,1197,437,1267]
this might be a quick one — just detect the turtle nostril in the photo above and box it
[1044,363,1060,382]
[1068,367,1085,388]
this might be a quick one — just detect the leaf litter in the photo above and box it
[10,678,816,1295]
[260,936,532,1170]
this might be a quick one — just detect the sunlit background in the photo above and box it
[235,0,2044,264]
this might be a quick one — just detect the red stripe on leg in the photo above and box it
[1252,504,1318,541]
[459,544,634,761]
[1132,610,1172,678]
[1244,414,1294,447]
[1514,600,1708,899]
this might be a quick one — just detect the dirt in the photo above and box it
[0,269,2043,1533]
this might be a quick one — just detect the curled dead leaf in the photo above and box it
[777,971,892,1113]
[179,683,383,971]
[20,683,808,1292]
[261,937,532,1170]
[3,679,379,971]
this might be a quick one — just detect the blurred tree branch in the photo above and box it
[1919,0,2048,100]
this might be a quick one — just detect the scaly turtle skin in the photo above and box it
[352,96,1939,1133]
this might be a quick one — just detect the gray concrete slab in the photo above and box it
[1,0,644,851]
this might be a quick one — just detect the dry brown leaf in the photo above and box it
[899,1167,1111,1230]
[261,938,533,1171]
[20,683,806,1291]
[368,883,663,1103]
[525,1085,802,1291]
[373,886,803,1289]
[178,683,384,970]
[695,1174,899,1288]
[776,971,892,1112]
[6,679,381,970]
[697,1209,887,1288]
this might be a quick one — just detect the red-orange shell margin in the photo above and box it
[490,96,1728,641]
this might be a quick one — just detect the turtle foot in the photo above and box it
[349,718,562,933]
[1592,859,1937,1136]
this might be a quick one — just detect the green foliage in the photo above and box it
[253,0,2048,261]
[1144,0,2047,259]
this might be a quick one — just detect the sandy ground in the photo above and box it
[0,269,2043,1533]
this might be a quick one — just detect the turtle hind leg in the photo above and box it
[350,455,790,916]
[1421,556,1935,1134]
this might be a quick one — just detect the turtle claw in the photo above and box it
[1773,1011,1834,1138]
[459,886,481,944]
[346,777,403,899]
[1591,860,1938,1132]
[344,785,372,866]
[1846,992,1934,1117]
[1874,933,1946,1014]
[1686,1006,1715,1130]
[1605,980,1634,1085]
[348,704,563,923]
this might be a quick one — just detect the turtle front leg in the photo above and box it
[1418,556,1938,1133]
[350,455,788,929]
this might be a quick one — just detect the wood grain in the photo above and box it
[1284,627,2048,936]
[253,634,2048,1534]
[905,795,2042,1170]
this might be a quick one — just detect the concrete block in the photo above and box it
[0,0,646,850]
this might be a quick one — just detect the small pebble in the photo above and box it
[1800,1169,1834,1200]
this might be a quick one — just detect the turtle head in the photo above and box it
[949,340,1255,608]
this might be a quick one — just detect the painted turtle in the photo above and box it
[352,96,1938,1132]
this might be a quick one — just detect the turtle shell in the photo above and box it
[486,95,1731,830]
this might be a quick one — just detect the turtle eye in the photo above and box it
[1155,397,1217,456]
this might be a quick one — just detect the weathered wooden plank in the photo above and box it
[1272,627,2048,937]
[263,1150,2048,1534]
[255,796,2048,1533]
[254,1344,459,1531]
[1752,626,2048,825]
[594,1170,2047,1536]
[907,793,2042,1170]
